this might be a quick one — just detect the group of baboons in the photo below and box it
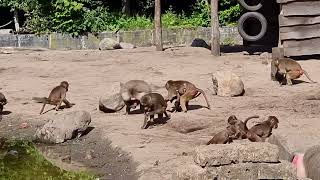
[0,57,318,179]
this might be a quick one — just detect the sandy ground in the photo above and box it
[1,47,320,179]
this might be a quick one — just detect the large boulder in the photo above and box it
[35,111,91,144]
[212,71,245,97]
[99,93,125,113]
[99,38,121,50]
[194,142,280,167]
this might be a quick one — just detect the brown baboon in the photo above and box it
[165,80,210,113]
[140,93,170,129]
[120,80,152,115]
[248,116,279,140]
[206,125,237,145]
[0,92,7,121]
[38,81,72,115]
[228,115,260,140]
[271,58,316,85]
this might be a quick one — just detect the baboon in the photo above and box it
[293,145,320,180]
[164,80,210,113]
[140,93,170,129]
[38,81,72,115]
[271,58,316,85]
[206,125,237,145]
[227,115,260,140]
[120,80,152,114]
[247,116,279,141]
[0,92,7,121]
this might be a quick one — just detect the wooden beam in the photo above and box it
[282,1,320,16]
[283,37,320,48]
[279,15,320,27]
[277,0,317,4]
[211,0,220,56]
[13,9,20,33]
[154,0,163,51]
[280,24,320,40]
[284,46,320,56]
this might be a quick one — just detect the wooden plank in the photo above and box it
[284,46,320,56]
[282,1,320,16]
[210,0,220,56]
[279,15,320,27]
[280,24,320,40]
[277,0,317,4]
[283,38,320,48]
[154,0,162,51]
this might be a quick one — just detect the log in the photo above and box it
[13,9,20,32]
[154,0,163,51]
[277,0,317,3]
[211,0,220,56]
[281,1,320,16]
[279,15,320,27]
[280,24,320,40]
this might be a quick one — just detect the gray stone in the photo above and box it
[166,118,209,134]
[212,71,245,97]
[35,110,91,144]
[119,42,136,49]
[99,93,125,113]
[98,38,121,50]
[267,134,294,161]
[190,38,210,49]
[194,142,280,167]
[207,161,297,180]
[172,164,210,180]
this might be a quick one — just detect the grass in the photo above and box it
[0,138,97,180]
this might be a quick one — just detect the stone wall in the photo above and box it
[0,27,242,50]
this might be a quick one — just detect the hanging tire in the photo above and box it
[237,0,263,11]
[237,12,267,42]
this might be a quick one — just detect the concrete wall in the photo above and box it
[0,27,242,50]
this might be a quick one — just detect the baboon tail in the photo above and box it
[243,115,260,130]
[32,97,49,103]
[196,88,211,109]
[303,70,316,83]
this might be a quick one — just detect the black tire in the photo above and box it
[237,12,267,42]
[237,0,263,11]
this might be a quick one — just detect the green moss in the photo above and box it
[0,138,96,180]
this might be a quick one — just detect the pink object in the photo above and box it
[19,122,29,129]
[292,154,306,178]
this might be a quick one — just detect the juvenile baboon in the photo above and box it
[206,125,237,145]
[140,93,170,129]
[293,145,320,180]
[271,58,316,85]
[120,80,152,114]
[227,115,260,140]
[248,116,279,141]
[0,92,7,121]
[38,81,72,115]
[165,80,210,113]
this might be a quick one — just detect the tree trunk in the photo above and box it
[122,0,131,15]
[154,0,163,51]
[13,9,20,33]
[211,0,220,56]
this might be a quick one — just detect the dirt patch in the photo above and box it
[0,47,320,179]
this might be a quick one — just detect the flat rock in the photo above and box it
[119,42,136,49]
[166,118,209,134]
[35,110,91,144]
[172,164,210,180]
[212,71,245,97]
[99,93,125,113]
[194,142,280,167]
[267,134,294,161]
[99,38,121,50]
[207,161,296,180]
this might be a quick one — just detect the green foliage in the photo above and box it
[0,138,96,180]
[0,0,242,35]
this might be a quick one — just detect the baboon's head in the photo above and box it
[227,115,238,125]
[60,81,69,91]
[268,116,279,129]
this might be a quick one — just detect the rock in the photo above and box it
[99,93,125,113]
[99,38,121,50]
[242,51,250,55]
[166,118,209,134]
[35,111,91,144]
[173,164,209,180]
[267,134,294,161]
[260,52,271,59]
[212,71,245,97]
[190,38,210,49]
[194,142,280,167]
[61,155,71,164]
[206,161,296,180]
[119,42,136,49]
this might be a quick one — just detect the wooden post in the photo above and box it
[13,9,20,33]
[211,0,220,56]
[154,0,163,51]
